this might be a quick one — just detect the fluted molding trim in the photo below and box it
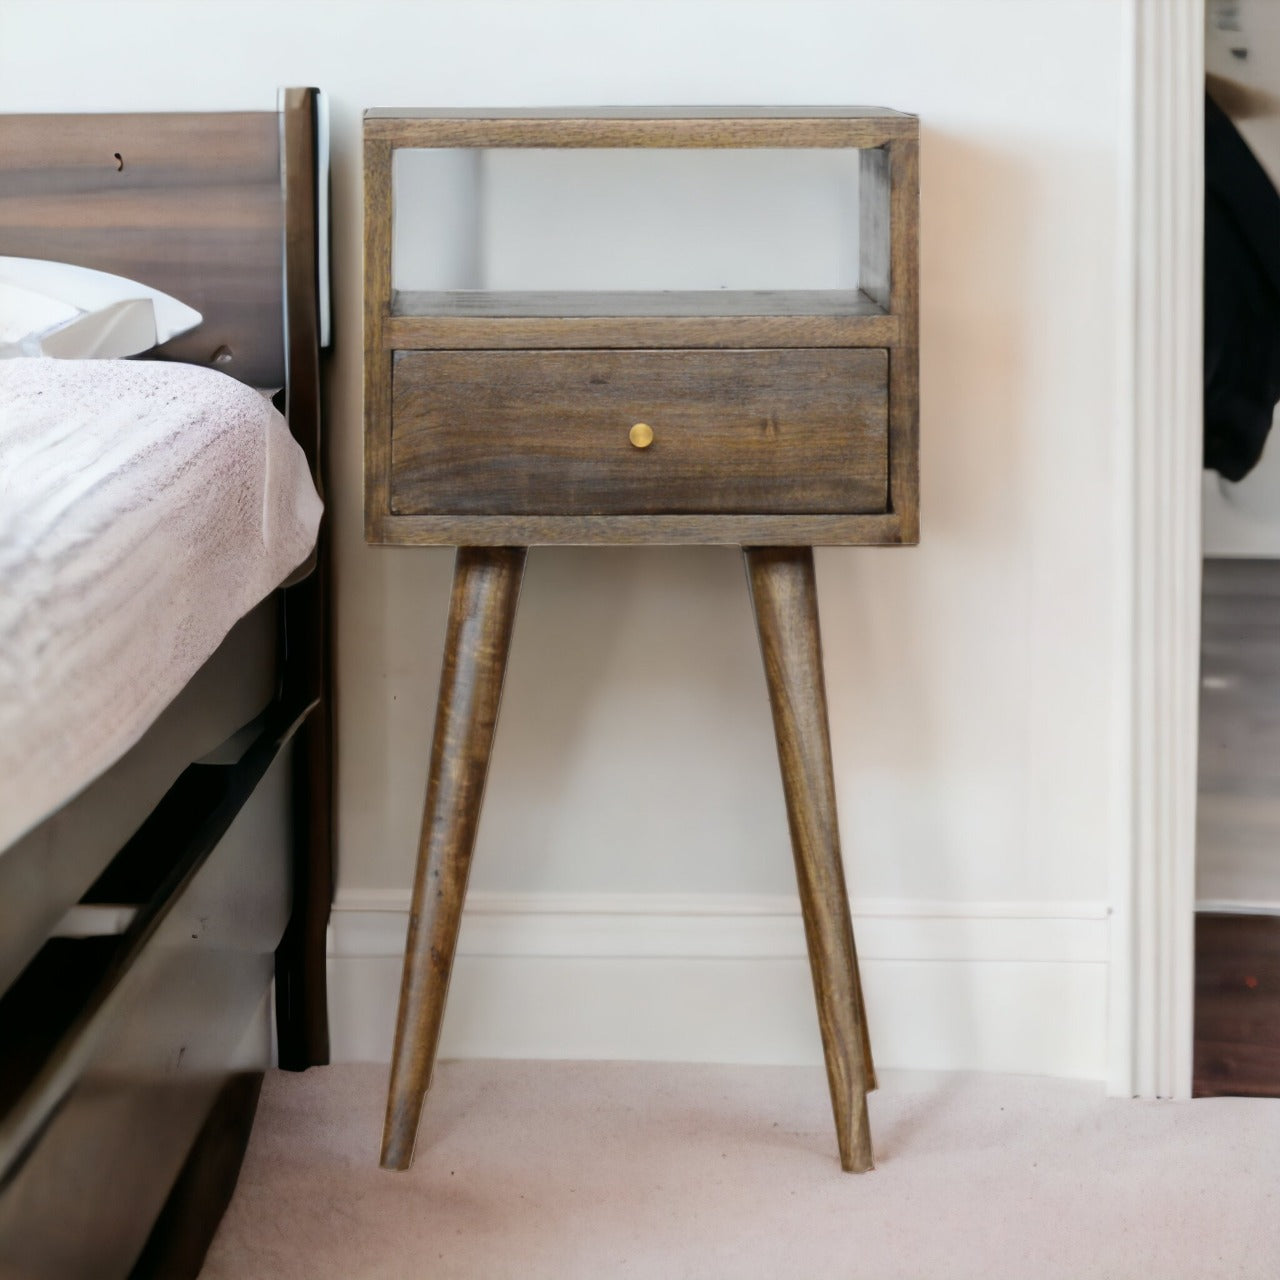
[1124,0,1204,1099]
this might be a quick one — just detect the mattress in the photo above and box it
[0,358,322,851]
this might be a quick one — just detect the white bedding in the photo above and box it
[0,358,322,850]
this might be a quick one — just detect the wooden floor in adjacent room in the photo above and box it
[1195,559,1280,1100]
[1194,912,1280,1097]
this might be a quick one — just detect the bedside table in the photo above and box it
[364,106,919,1173]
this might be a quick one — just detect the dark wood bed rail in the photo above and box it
[277,86,334,1070]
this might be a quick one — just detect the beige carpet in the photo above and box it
[201,1062,1280,1279]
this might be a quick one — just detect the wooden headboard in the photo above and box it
[0,88,328,463]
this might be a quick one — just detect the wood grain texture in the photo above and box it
[366,512,905,547]
[386,314,901,352]
[381,548,527,1171]
[0,112,284,387]
[858,148,891,312]
[363,137,394,542]
[365,108,917,150]
[1194,913,1280,1099]
[366,105,914,120]
[362,108,920,548]
[385,313,899,353]
[745,547,875,1172]
[856,139,919,541]
[887,138,920,543]
[390,348,889,517]
[385,290,897,351]
[392,288,889,318]
[365,105,920,1174]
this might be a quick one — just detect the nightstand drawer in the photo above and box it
[390,348,889,517]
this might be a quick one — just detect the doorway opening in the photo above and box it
[1194,0,1280,1097]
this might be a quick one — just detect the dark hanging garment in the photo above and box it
[1204,93,1280,481]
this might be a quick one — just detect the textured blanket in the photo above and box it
[0,358,322,850]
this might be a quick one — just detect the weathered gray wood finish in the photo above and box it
[381,547,526,1171]
[364,135,394,543]
[393,288,888,318]
[391,348,888,517]
[374,512,906,547]
[363,107,919,548]
[386,289,897,352]
[745,547,876,1172]
[368,106,919,1173]
[365,106,915,151]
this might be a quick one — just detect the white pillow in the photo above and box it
[0,258,202,359]
[1,287,158,360]
[0,280,78,344]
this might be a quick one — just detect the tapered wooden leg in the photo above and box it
[745,546,876,1173]
[381,546,526,1171]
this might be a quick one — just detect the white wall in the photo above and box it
[0,0,1128,1079]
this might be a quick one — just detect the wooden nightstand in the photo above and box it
[364,106,918,1173]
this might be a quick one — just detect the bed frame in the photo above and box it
[0,89,332,1279]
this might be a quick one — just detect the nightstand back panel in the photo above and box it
[390,348,889,517]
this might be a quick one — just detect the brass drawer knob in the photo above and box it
[629,422,654,449]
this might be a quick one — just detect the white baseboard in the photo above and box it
[328,891,1110,1080]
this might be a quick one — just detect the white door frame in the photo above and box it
[1114,0,1205,1099]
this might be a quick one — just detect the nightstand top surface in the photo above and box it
[365,105,914,121]
[364,107,916,149]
